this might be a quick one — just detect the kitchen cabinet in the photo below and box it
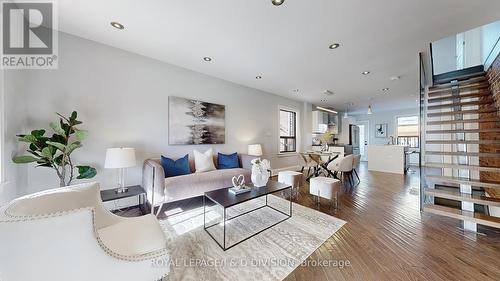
[312,110,339,134]
[312,111,327,133]
[368,145,408,174]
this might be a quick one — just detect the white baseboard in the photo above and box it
[271,166,301,176]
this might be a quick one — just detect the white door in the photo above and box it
[355,120,370,161]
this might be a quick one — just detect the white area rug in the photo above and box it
[159,195,345,281]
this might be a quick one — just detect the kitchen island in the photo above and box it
[367,145,408,174]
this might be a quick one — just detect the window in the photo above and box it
[396,115,419,148]
[279,109,297,153]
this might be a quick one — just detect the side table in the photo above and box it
[100,185,147,215]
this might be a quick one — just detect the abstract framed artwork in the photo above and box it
[375,123,388,138]
[168,96,225,145]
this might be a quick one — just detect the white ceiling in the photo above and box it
[44,0,500,113]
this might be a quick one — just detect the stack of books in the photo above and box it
[229,185,252,195]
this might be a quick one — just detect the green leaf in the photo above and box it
[76,166,97,179]
[53,154,64,165]
[27,149,41,157]
[61,121,72,136]
[70,111,77,122]
[31,129,46,138]
[41,147,54,160]
[75,129,88,141]
[50,134,66,144]
[18,135,38,143]
[50,121,66,136]
[66,141,82,154]
[13,155,39,164]
[46,141,66,152]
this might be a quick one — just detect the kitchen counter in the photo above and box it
[368,145,407,174]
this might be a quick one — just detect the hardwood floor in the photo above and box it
[118,163,500,281]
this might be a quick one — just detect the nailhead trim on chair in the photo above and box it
[1,200,169,263]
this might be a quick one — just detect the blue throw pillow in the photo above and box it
[218,152,240,169]
[161,154,190,177]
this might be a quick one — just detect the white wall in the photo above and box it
[351,108,419,164]
[432,36,457,75]
[463,28,483,68]
[2,32,305,200]
[482,20,500,69]
[1,68,30,204]
[351,108,417,145]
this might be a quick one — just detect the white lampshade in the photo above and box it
[104,147,136,169]
[248,144,263,156]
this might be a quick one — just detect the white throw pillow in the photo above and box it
[193,148,216,173]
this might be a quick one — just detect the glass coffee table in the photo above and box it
[203,181,292,251]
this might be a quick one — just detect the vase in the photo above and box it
[251,170,270,187]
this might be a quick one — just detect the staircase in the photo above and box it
[422,68,500,230]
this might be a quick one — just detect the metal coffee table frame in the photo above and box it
[203,185,292,251]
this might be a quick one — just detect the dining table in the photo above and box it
[304,151,341,181]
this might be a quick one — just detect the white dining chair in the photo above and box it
[299,152,317,177]
[327,154,355,186]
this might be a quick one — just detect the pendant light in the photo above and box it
[343,103,349,118]
[367,105,373,115]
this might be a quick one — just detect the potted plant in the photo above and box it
[12,111,97,187]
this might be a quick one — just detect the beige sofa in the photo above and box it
[142,154,256,208]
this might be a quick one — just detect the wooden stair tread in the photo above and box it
[431,71,487,86]
[427,118,500,125]
[425,163,500,172]
[427,81,489,94]
[426,175,500,189]
[425,140,500,144]
[426,128,500,134]
[429,75,487,91]
[427,107,497,117]
[428,82,489,95]
[423,204,500,228]
[427,99,493,110]
[425,151,500,157]
[424,188,500,207]
[427,90,490,103]
[433,71,487,83]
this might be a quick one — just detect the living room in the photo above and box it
[1,1,500,281]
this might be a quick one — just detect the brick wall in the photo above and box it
[487,52,500,113]
[481,52,500,198]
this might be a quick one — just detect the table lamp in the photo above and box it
[248,144,263,156]
[105,147,136,193]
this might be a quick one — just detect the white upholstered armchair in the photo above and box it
[0,182,169,281]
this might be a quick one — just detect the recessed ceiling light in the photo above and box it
[329,43,340,50]
[362,71,370,75]
[271,0,285,6]
[110,22,124,30]
[256,76,262,79]
[203,57,212,62]
[390,76,400,81]
[382,88,390,92]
